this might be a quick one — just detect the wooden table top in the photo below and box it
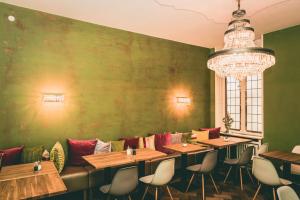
[83,148,167,169]
[197,137,252,148]
[164,143,209,154]
[260,150,300,164]
[0,161,67,200]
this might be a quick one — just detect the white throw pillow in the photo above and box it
[94,139,111,154]
[171,132,182,144]
[144,135,155,150]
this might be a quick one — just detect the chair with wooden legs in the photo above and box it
[139,158,175,200]
[223,146,255,190]
[277,186,299,200]
[185,150,219,200]
[252,157,292,200]
[100,166,138,200]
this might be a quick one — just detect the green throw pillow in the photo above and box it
[111,140,125,152]
[182,132,192,144]
[22,145,44,163]
[50,142,65,173]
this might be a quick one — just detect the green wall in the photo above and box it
[0,3,211,150]
[264,25,300,151]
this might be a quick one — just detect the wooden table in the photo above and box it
[260,150,300,178]
[83,148,167,184]
[0,161,67,200]
[83,148,167,169]
[164,143,211,189]
[198,137,252,148]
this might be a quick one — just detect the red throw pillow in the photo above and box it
[120,137,139,149]
[200,127,221,139]
[67,139,97,166]
[154,133,173,154]
[0,146,24,166]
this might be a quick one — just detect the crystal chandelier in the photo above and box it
[207,0,276,80]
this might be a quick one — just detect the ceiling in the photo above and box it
[2,0,300,48]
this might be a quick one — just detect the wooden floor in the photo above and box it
[51,173,300,200]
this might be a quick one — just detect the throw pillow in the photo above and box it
[120,137,139,149]
[94,139,111,154]
[191,130,209,142]
[0,146,24,166]
[200,127,221,139]
[111,140,125,152]
[182,132,192,143]
[144,135,155,150]
[171,132,182,144]
[138,137,145,149]
[50,142,65,173]
[22,145,44,163]
[154,133,173,154]
[67,139,97,166]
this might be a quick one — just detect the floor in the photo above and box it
[52,171,300,200]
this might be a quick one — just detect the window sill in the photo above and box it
[221,131,263,140]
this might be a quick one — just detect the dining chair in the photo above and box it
[223,146,255,190]
[99,166,138,200]
[185,150,219,200]
[252,157,292,200]
[277,186,299,200]
[139,158,175,200]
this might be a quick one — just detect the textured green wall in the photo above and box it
[0,3,211,150]
[264,25,300,151]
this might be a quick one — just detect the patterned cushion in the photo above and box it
[94,139,111,154]
[67,139,97,166]
[171,133,182,144]
[22,145,44,163]
[144,135,155,150]
[0,146,24,166]
[50,142,65,173]
[111,140,125,152]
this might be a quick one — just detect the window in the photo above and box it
[246,75,263,132]
[225,77,241,130]
[224,75,263,135]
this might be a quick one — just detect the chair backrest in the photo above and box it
[252,156,282,186]
[200,150,218,173]
[277,186,299,200]
[151,158,175,186]
[109,166,138,196]
[238,146,254,165]
[257,143,269,155]
[292,145,300,154]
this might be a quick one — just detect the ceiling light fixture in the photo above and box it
[207,0,276,80]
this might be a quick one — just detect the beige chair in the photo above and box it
[252,157,292,200]
[139,158,175,200]
[185,150,219,200]
[277,186,299,200]
[100,166,138,200]
[224,146,255,190]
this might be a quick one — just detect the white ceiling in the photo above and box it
[2,0,300,48]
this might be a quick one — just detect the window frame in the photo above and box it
[225,77,242,131]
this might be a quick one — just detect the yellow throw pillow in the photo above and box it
[111,140,125,152]
[191,130,209,142]
[50,142,65,174]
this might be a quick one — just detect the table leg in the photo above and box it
[283,162,291,179]
[181,153,188,185]
[104,167,112,184]
[138,161,146,198]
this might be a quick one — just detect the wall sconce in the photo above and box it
[176,97,191,105]
[43,93,64,103]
